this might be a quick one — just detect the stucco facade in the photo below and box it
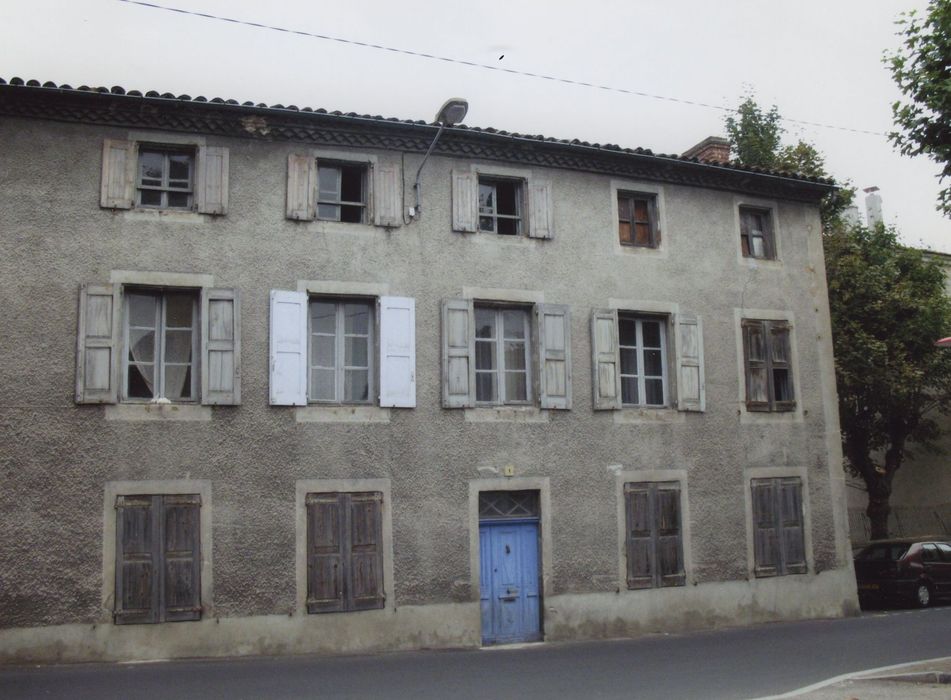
[0,79,857,664]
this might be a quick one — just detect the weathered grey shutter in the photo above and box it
[536,304,571,409]
[780,478,807,574]
[306,493,346,613]
[286,154,316,221]
[76,283,118,404]
[442,298,475,407]
[162,494,202,622]
[739,209,751,257]
[451,170,478,233]
[743,320,770,411]
[379,296,416,408]
[269,290,308,406]
[196,146,229,215]
[115,495,159,624]
[649,197,661,246]
[201,288,240,405]
[348,492,385,611]
[373,163,402,227]
[591,309,621,410]
[751,479,779,577]
[656,484,685,587]
[528,180,554,239]
[624,483,653,589]
[676,314,705,412]
[100,139,135,209]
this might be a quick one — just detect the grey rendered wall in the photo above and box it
[0,116,855,661]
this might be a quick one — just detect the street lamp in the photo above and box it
[412,98,469,219]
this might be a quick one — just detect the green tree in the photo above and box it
[824,224,951,539]
[887,0,951,217]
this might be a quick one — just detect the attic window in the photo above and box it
[478,178,522,235]
[317,162,367,223]
[137,147,194,209]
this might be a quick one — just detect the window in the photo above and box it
[624,482,685,589]
[100,140,229,215]
[317,162,367,223]
[76,283,240,406]
[442,299,571,409]
[739,206,775,259]
[475,306,531,404]
[742,319,794,412]
[124,290,198,402]
[751,477,806,577]
[114,494,201,624]
[618,192,659,248]
[308,299,374,404]
[137,147,194,209]
[479,178,523,235]
[618,315,668,407]
[306,491,385,613]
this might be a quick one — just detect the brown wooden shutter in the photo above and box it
[739,208,751,257]
[780,478,807,574]
[347,492,385,611]
[162,495,202,621]
[114,495,159,624]
[591,309,621,410]
[656,484,686,587]
[306,493,346,613]
[751,479,779,577]
[100,139,135,209]
[196,146,229,215]
[624,483,653,589]
[76,284,118,404]
[201,288,241,405]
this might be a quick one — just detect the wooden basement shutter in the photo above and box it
[625,482,685,589]
[306,492,384,613]
[196,146,229,215]
[536,304,571,409]
[100,139,136,209]
[656,484,686,587]
[591,309,621,410]
[624,484,654,590]
[751,479,780,577]
[76,283,118,404]
[451,170,477,232]
[115,494,201,624]
[201,288,241,405]
[780,478,807,574]
[442,298,475,407]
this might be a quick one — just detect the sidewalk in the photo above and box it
[777,657,951,699]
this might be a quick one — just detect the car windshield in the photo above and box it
[856,543,911,561]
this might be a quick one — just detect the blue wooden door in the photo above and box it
[479,520,540,644]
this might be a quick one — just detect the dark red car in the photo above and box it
[854,538,951,608]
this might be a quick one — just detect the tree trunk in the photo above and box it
[866,479,892,540]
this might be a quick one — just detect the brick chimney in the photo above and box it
[682,136,731,165]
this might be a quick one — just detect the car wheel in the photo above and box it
[915,582,932,608]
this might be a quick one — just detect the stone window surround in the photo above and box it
[742,466,814,579]
[733,307,803,424]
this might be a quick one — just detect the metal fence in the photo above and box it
[848,504,951,548]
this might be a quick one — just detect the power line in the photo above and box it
[117,0,886,137]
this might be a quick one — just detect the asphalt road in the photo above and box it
[3,607,951,700]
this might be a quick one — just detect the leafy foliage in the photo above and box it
[887,0,951,217]
[824,224,951,537]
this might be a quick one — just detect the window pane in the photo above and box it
[317,203,340,221]
[617,196,631,220]
[164,330,193,363]
[475,339,496,371]
[311,302,335,335]
[139,151,163,183]
[504,341,526,371]
[129,293,157,327]
[127,363,155,398]
[621,376,638,405]
[340,166,365,203]
[749,367,769,402]
[478,184,495,213]
[644,349,662,377]
[620,348,638,375]
[618,318,637,346]
[635,223,652,246]
[165,294,193,328]
[345,336,368,368]
[619,221,633,245]
[751,235,765,258]
[479,216,494,232]
[496,182,519,216]
[475,308,496,339]
[129,329,155,363]
[311,368,335,401]
[167,192,190,208]
[168,154,191,181]
[340,204,363,223]
[505,372,527,402]
[164,365,191,400]
[642,321,661,348]
[344,369,369,402]
[344,304,370,335]
[773,369,792,402]
[140,190,162,206]
[318,167,339,199]
[645,378,664,405]
[497,217,518,236]
[312,334,334,368]
[633,199,649,222]
[476,372,496,402]
[503,310,525,339]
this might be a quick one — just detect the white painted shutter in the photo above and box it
[379,296,416,408]
[537,304,571,409]
[373,163,402,228]
[286,154,316,221]
[76,283,118,404]
[201,288,240,405]
[100,140,135,209]
[528,180,554,239]
[269,290,308,406]
[591,309,621,410]
[451,170,478,232]
[196,146,229,215]
[442,298,475,407]
[676,314,705,412]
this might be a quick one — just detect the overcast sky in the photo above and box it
[3,0,950,251]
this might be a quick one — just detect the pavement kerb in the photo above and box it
[755,655,951,699]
